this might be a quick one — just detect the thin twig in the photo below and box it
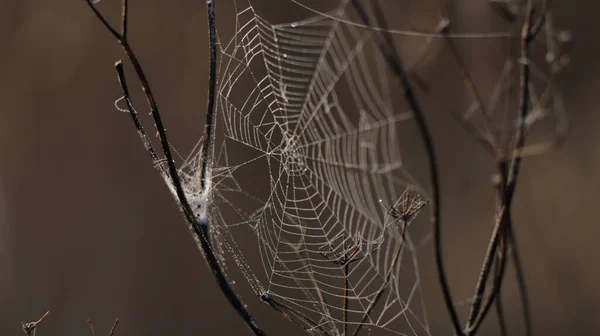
[493,176,508,336]
[507,225,533,336]
[261,294,332,336]
[351,212,409,336]
[283,230,337,334]
[108,318,119,336]
[343,240,349,336]
[350,1,463,334]
[115,61,161,165]
[441,22,496,153]
[506,0,536,202]
[87,319,97,336]
[465,2,537,332]
[465,161,510,329]
[85,1,265,334]
[21,311,50,336]
[87,318,119,336]
[199,0,218,192]
[494,261,508,336]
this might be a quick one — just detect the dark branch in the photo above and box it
[465,2,537,333]
[115,61,161,165]
[86,1,265,334]
[507,225,533,335]
[261,294,331,336]
[350,1,463,334]
[87,318,119,336]
[200,0,218,192]
[21,311,50,336]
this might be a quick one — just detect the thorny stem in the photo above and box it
[465,3,536,333]
[350,1,463,334]
[86,1,265,335]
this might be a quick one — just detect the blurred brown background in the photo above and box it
[0,0,598,335]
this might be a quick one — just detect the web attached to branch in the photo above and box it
[181,1,437,335]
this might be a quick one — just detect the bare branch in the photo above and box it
[350,0,463,334]
[88,318,119,336]
[21,311,50,336]
[85,1,265,334]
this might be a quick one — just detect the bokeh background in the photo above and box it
[1,0,598,335]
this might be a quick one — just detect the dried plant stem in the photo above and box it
[494,259,508,336]
[21,311,50,336]
[509,227,533,335]
[343,241,350,336]
[352,219,408,336]
[261,294,329,336]
[442,23,496,153]
[85,1,265,334]
[200,0,218,191]
[88,318,119,336]
[466,3,537,333]
[350,0,463,334]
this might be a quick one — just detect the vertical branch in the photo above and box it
[200,0,218,191]
[506,225,533,335]
[465,2,537,333]
[494,260,508,336]
[493,170,509,336]
[342,240,349,336]
[120,0,128,39]
[87,318,119,336]
[442,23,496,153]
[350,1,463,334]
[506,1,535,201]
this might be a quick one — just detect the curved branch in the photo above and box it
[350,1,463,334]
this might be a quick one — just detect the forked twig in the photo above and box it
[85,1,265,334]
[21,311,50,336]
[319,233,378,336]
[87,318,119,336]
[350,0,463,334]
[493,259,508,336]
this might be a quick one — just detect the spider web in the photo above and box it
[182,1,438,335]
